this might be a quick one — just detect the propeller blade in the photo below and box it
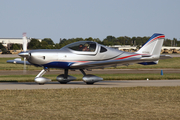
[23,32,27,52]
[23,57,26,74]
[22,32,28,73]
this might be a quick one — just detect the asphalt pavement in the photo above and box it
[0,80,180,90]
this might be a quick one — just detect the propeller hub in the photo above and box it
[18,52,29,58]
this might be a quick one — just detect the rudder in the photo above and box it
[137,33,165,56]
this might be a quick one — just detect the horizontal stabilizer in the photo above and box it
[159,55,172,59]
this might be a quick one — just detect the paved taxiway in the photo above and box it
[0,80,180,90]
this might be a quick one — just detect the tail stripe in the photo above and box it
[144,35,165,46]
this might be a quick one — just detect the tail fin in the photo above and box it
[137,33,165,56]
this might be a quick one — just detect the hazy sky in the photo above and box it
[0,0,180,43]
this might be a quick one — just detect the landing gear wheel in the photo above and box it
[59,82,68,84]
[39,83,44,85]
[86,82,94,85]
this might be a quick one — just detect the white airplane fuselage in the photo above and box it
[24,43,142,69]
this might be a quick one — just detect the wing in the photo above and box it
[70,54,172,69]
[7,58,32,65]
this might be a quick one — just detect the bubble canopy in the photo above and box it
[64,41,97,52]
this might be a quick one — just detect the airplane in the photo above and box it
[7,33,171,85]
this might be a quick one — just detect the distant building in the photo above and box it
[109,45,180,54]
[0,38,42,49]
[109,45,137,50]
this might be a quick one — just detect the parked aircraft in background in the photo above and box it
[7,33,171,85]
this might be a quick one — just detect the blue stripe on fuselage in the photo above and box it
[43,62,75,69]
[138,62,157,65]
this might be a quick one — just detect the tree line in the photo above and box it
[1,36,180,51]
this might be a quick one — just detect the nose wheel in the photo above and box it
[34,68,51,84]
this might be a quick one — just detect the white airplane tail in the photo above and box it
[136,33,165,56]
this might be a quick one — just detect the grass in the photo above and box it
[0,87,180,119]
[0,57,180,119]
[0,73,180,82]
[0,58,42,70]
[1,57,180,70]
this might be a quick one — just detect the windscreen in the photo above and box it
[67,41,96,52]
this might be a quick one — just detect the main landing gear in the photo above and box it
[56,69,76,84]
[34,68,103,85]
[79,69,103,84]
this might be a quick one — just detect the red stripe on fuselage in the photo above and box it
[115,54,141,60]
[63,54,142,63]
[76,61,89,63]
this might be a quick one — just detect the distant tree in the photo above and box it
[40,41,49,49]
[54,43,61,49]
[177,41,180,47]
[173,38,177,46]
[163,39,172,46]
[10,44,21,50]
[0,43,6,53]
[28,39,40,49]
[93,38,102,44]
[42,38,54,45]
[116,37,126,45]
[102,36,116,45]
[12,44,19,50]
[85,37,93,41]
[75,38,84,42]
[0,43,5,49]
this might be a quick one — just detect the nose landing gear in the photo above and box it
[34,68,51,85]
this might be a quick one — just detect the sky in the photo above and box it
[0,0,180,43]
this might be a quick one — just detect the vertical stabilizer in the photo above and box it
[136,33,165,56]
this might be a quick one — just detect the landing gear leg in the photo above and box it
[60,69,68,84]
[79,69,86,76]
[34,68,51,85]
[57,69,76,84]
[36,68,47,78]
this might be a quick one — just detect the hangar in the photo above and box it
[0,38,41,49]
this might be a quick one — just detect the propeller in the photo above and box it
[22,32,28,73]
